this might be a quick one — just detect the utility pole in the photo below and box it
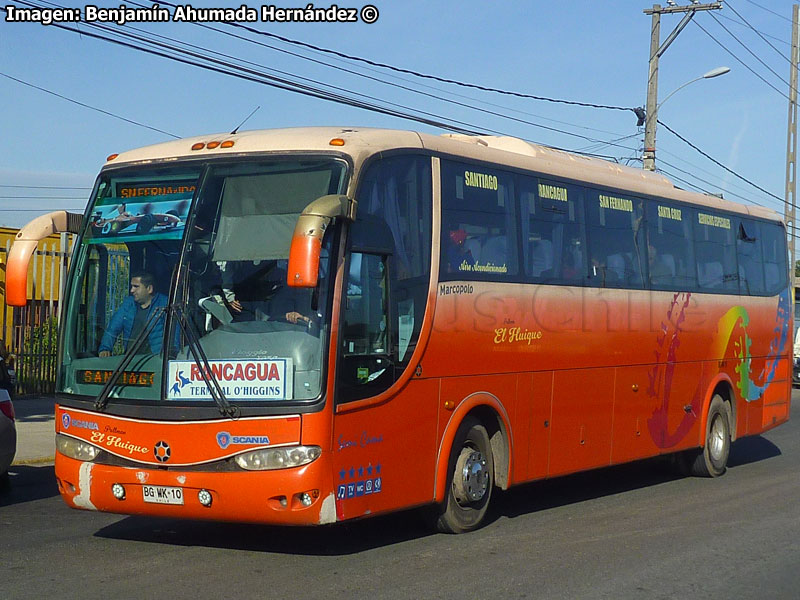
[642,2,722,171]
[785,5,798,290]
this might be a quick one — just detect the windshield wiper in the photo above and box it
[95,306,166,411]
[94,304,239,419]
[172,305,238,418]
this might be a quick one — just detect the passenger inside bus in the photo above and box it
[445,228,476,273]
[648,243,674,285]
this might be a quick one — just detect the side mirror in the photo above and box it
[6,211,83,306]
[287,194,355,288]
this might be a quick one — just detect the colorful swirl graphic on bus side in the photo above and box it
[648,289,790,448]
[647,292,703,448]
[716,288,791,402]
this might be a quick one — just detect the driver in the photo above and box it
[218,260,313,326]
[99,272,169,356]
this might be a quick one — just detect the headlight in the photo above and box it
[56,434,101,461]
[234,445,321,471]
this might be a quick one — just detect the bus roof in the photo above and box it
[105,126,781,223]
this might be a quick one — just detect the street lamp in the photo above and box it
[643,66,731,171]
[657,66,730,111]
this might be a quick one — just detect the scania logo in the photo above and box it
[217,431,231,449]
[153,440,171,462]
[62,413,71,429]
[216,431,270,448]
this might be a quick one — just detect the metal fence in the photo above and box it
[1,234,72,396]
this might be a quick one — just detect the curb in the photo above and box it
[12,455,55,466]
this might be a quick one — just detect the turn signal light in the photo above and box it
[329,138,345,146]
[106,153,119,161]
[206,141,220,149]
[191,142,205,151]
[221,140,235,148]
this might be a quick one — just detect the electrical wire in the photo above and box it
[658,145,779,205]
[658,157,779,210]
[150,0,642,117]
[716,12,790,47]
[4,1,491,137]
[742,0,793,23]
[693,17,791,101]
[726,0,794,65]
[90,13,638,149]
[0,72,180,138]
[120,0,633,142]
[658,119,784,204]
[708,11,793,93]
[13,0,643,153]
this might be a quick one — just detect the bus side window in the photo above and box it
[761,221,788,294]
[736,219,765,296]
[585,190,645,289]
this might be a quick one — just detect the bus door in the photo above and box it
[330,155,436,522]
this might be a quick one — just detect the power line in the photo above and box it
[0,72,180,138]
[96,12,637,149]
[17,1,643,152]
[658,157,777,210]
[658,144,778,205]
[742,0,793,23]
[716,11,791,47]
[121,0,633,142]
[693,17,791,101]
[151,0,642,118]
[708,11,793,92]
[726,0,793,64]
[5,0,487,137]
[657,119,783,204]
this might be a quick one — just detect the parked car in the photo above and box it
[0,389,15,489]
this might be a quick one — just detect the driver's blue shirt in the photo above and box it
[99,292,169,354]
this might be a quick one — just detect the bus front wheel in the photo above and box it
[687,395,731,477]
[436,417,494,533]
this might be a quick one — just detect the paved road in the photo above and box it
[2,393,798,599]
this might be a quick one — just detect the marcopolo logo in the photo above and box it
[216,431,270,449]
[61,413,99,431]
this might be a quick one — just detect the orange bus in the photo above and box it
[7,127,791,532]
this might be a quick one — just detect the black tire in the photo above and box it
[0,470,10,492]
[436,417,494,533]
[136,213,157,234]
[687,395,731,477]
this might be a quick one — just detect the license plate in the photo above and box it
[142,485,184,505]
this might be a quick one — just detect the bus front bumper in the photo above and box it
[54,453,337,526]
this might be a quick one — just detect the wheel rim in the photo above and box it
[453,447,489,505]
[708,413,727,462]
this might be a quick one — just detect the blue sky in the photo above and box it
[0,1,796,227]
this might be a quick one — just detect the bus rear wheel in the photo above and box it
[436,417,493,533]
[686,395,731,477]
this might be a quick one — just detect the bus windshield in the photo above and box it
[60,158,348,406]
